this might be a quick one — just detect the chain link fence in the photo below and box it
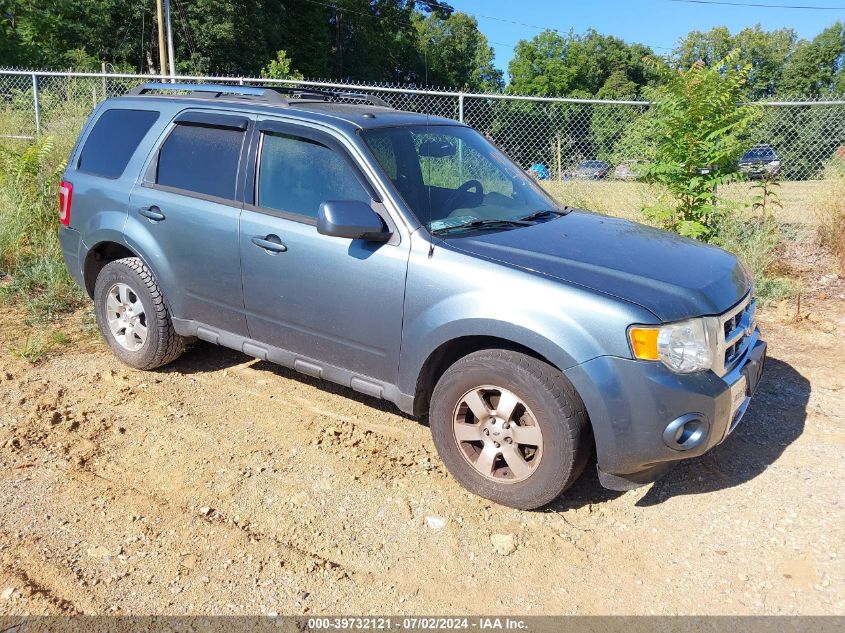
[2,69,844,184]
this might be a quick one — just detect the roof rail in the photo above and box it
[271,88,391,108]
[126,81,392,108]
[127,82,288,104]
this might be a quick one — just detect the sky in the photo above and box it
[450,0,845,76]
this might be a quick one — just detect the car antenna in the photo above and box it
[425,37,435,259]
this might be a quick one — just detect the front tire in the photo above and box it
[94,257,184,370]
[429,349,591,509]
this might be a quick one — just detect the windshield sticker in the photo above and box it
[430,215,478,232]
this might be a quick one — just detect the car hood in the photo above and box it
[442,210,752,322]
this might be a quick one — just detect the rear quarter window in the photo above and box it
[77,109,159,178]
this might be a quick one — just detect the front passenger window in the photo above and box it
[257,132,371,219]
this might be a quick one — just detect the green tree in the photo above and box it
[672,25,796,99]
[412,11,502,91]
[641,52,760,238]
[779,22,845,97]
[0,0,463,81]
[508,29,655,98]
[2,0,162,71]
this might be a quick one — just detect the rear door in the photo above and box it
[126,110,252,335]
[238,120,410,384]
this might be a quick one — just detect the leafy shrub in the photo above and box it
[260,49,304,80]
[640,51,760,239]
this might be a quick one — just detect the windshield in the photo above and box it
[361,125,561,233]
[742,147,777,161]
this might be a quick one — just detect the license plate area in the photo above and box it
[724,373,750,439]
[723,340,766,441]
[730,374,748,416]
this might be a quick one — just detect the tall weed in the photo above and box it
[818,176,845,272]
[0,134,85,322]
[712,210,796,304]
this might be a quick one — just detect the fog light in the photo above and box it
[663,414,708,451]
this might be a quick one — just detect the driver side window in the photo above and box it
[415,131,513,197]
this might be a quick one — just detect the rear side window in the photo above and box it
[156,124,245,200]
[257,132,371,219]
[78,109,159,178]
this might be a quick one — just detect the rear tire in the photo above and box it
[429,349,590,509]
[94,257,184,370]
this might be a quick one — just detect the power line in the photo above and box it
[139,3,145,73]
[437,1,675,50]
[173,0,197,59]
[666,0,845,9]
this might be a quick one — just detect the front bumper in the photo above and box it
[564,331,767,491]
[740,164,781,179]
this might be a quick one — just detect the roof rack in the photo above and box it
[126,82,391,108]
[127,82,287,104]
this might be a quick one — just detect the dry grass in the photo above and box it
[818,177,845,272]
[541,180,656,220]
[542,179,835,228]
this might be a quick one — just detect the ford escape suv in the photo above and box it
[58,83,766,509]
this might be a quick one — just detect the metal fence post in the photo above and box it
[31,73,41,136]
[457,93,465,181]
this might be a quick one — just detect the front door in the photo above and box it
[239,122,409,383]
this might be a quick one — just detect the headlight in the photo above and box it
[629,318,713,373]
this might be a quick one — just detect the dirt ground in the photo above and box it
[1,241,844,616]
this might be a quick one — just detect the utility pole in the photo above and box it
[164,0,177,81]
[155,0,168,77]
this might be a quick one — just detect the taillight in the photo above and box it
[59,180,73,226]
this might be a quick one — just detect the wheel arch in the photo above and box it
[411,334,569,418]
[83,235,182,321]
[82,240,138,298]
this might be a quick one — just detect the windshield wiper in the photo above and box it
[431,218,531,236]
[518,208,571,222]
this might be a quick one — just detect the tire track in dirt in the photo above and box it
[0,536,84,614]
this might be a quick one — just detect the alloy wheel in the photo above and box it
[105,282,148,351]
[452,385,543,483]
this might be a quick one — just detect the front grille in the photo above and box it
[713,293,756,376]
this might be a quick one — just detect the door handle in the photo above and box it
[251,234,288,253]
[138,205,165,222]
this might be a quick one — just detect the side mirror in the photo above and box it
[317,200,391,242]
